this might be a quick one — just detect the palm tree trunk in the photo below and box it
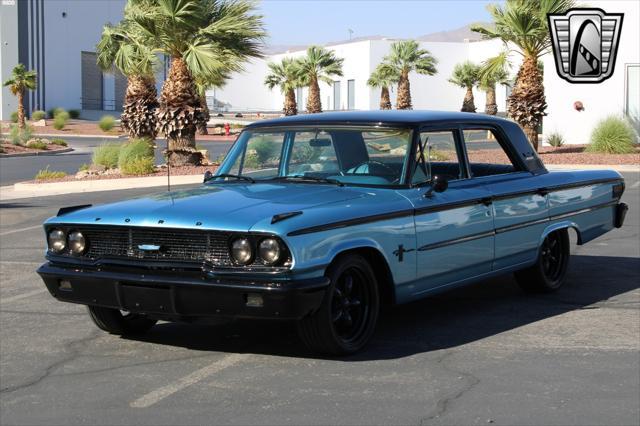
[284,88,297,116]
[396,71,412,110]
[198,94,210,135]
[485,85,498,115]
[380,87,392,110]
[157,57,206,166]
[306,76,322,113]
[17,90,25,129]
[461,87,476,112]
[121,75,158,140]
[508,55,546,151]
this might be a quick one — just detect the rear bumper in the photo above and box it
[615,202,628,228]
[37,263,329,320]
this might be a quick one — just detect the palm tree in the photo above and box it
[97,20,159,140]
[384,40,437,110]
[472,0,575,150]
[448,61,481,113]
[478,53,511,115]
[264,57,302,116]
[127,0,265,165]
[3,64,37,129]
[195,71,230,135]
[367,63,398,110]
[296,46,344,114]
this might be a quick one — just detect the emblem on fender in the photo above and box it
[548,8,623,83]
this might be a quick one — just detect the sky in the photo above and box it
[258,0,497,46]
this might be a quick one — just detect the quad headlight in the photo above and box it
[48,229,66,253]
[231,238,253,265]
[259,238,282,265]
[68,231,86,254]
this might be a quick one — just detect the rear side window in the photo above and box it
[412,130,463,184]
[462,129,520,177]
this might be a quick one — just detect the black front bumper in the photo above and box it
[37,263,329,320]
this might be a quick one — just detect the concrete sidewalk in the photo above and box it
[1,163,637,201]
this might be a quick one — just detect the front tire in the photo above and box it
[87,306,157,335]
[515,229,570,293]
[298,254,380,355]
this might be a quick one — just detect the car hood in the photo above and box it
[47,183,370,232]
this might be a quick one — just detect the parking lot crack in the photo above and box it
[419,350,480,425]
[0,330,102,395]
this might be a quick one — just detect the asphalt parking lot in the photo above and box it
[0,172,638,425]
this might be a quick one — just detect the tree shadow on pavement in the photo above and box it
[125,254,640,360]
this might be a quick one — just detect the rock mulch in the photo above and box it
[0,139,70,156]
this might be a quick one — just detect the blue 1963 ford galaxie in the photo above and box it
[37,111,628,354]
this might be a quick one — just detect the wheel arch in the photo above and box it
[540,221,582,246]
[330,246,396,306]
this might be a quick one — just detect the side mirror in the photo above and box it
[203,170,213,183]
[424,175,448,198]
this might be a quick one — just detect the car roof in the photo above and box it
[245,110,513,128]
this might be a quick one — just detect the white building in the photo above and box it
[1,0,637,145]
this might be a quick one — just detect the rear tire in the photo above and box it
[297,254,380,355]
[87,306,157,335]
[515,229,570,293]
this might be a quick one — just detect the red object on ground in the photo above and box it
[224,122,231,136]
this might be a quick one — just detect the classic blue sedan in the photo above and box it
[37,111,628,354]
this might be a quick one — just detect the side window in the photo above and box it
[412,130,462,184]
[463,129,519,177]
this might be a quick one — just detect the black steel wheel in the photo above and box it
[298,254,379,355]
[87,306,157,335]
[515,229,570,293]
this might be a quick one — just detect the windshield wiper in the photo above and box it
[268,175,344,187]
[206,173,255,183]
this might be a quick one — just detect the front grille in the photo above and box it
[78,226,233,265]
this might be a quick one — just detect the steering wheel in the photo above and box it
[348,160,395,176]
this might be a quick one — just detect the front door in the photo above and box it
[408,129,495,297]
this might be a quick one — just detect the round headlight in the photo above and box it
[68,231,86,254]
[231,238,253,265]
[259,238,282,265]
[48,229,66,253]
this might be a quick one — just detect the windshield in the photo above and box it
[213,127,413,186]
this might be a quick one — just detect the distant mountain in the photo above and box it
[417,23,490,42]
[265,22,492,54]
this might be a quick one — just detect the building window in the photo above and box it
[333,81,341,110]
[347,79,355,110]
[625,64,639,133]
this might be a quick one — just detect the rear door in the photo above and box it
[408,127,495,296]
[461,126,549,271]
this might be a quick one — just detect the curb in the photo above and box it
[32,133,124,139]
[0,147,74,158]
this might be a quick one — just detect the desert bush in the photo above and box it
[68,109,80,119]
[78,163,90,172]
[99,115,116,132]
[92,143,121,169]
[52,110,69,130]
[118,138,155,174]
[10,111,19,123]
[31,110,46,121]
[587,116,637,154]
[35,166,66,180]
[26,139,48,150]
[47,107,64,119]
[50,138,67,146]
[120,157,156,175]
[249,137,276,165]
[546,132,565,148]
[9,124,33,146]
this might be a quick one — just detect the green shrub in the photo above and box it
[68,109,80,119]
[52,110,69,130]
[78,163,90,172]
[120,156,156,175]
[92,143,121,169]
[546,132,565,148]
[9,124,33,146]
[99,115,116,132]
[587,116,637,154]
[50,138,67,146]
[10,111,18,123]
[249,137,275,165]
[47,107,64,119]
[26,139,48,150]
[35,166,66,180]
[31,110,46,121]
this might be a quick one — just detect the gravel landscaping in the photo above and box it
[29,164,217,183]
[0,140,71,156]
